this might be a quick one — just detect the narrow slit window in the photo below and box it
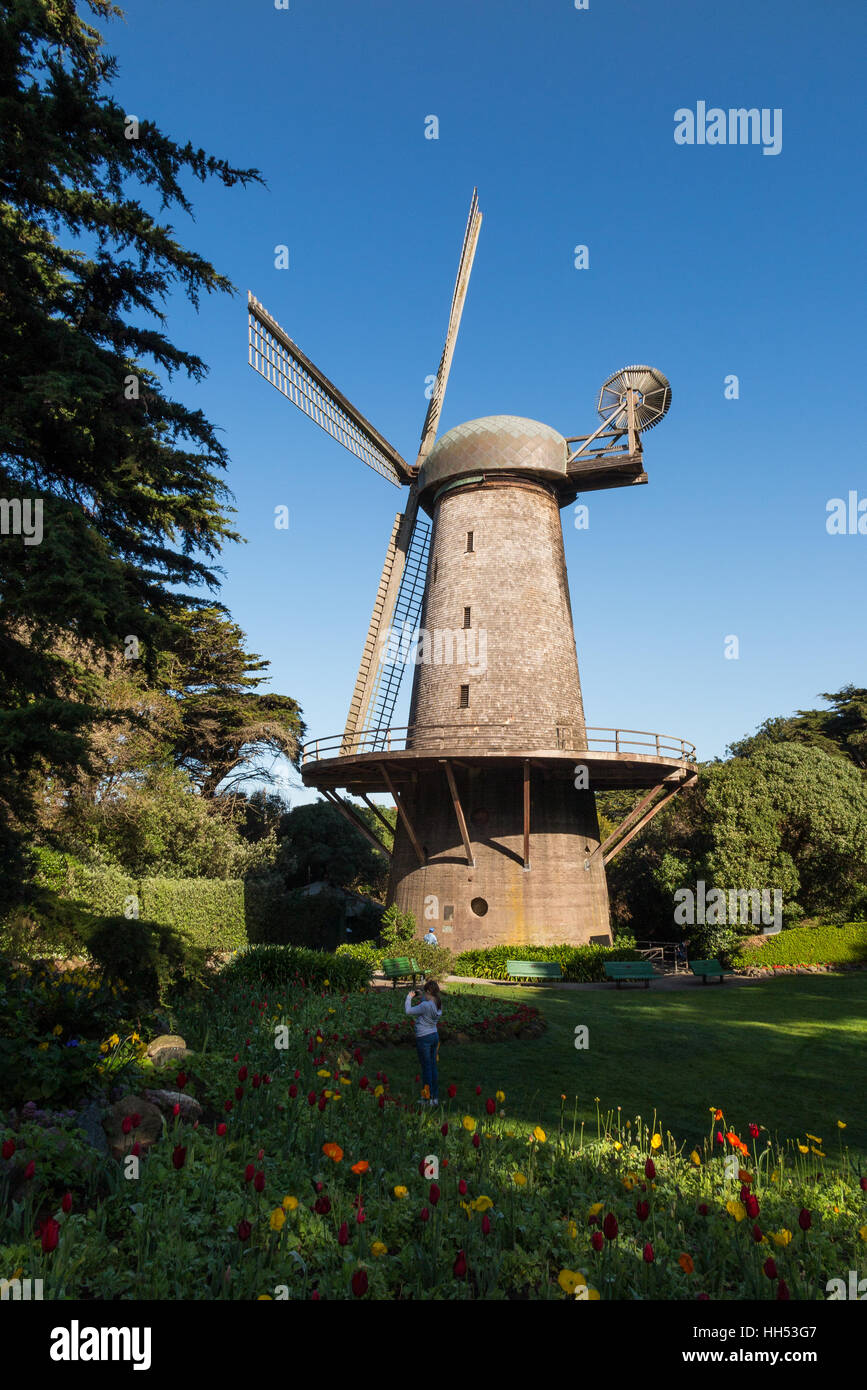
[463,606,471,629]
[459,684,469,709]
[466,531,474,552]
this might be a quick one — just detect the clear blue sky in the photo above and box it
[103,0,865,804]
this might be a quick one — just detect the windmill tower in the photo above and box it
[248,192,696,950]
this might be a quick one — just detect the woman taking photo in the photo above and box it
[404,979,443,1106]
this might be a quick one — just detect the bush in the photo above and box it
[731,921,867,969]
[454,939,642,983]
[139,878,247,951]
[80,915,208,1004]
[221,944,370,993]
[249,886,348,951]
[411,941,454,977]
[334,940,380,976]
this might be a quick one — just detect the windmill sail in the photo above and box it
[248,294,412,486]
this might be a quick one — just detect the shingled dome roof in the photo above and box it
[418,415,568,499]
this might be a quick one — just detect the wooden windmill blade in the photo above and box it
[247,293,413,487]
[342,191,483,750]
[414,187,483,467]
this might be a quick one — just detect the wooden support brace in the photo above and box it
[440,760,474,867]
[359,793,396,841]
[380,765,426,866]
[523,760,531,870]
[602,774,697,866]
[321,790,392,860]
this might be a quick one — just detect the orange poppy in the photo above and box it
[322,1142,343,1163]
[678,1253,695,1274]
[714,1109,723,1120]
[351,1160,369,1175]
[738,1169,754,1185]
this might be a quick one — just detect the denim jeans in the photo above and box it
[415,1032,439,1101]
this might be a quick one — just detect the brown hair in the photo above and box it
[424,979,442,1011]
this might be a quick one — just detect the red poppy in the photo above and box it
[643,1242,654,1263]
[748,1122,760,1138]
[238,1220,251,1241]
[338,1221,349,1246]
[172,1145,187,1170]
[61,1192,72,1214]
[591,1231,604,1252]
[798,1208,811,1231]
[352,1269,368,1297]
[763,1257,778,1280]
[746,1195,760,1219]
[429,1183,441,1206]
[245,1163,255,1183]
[636,1200,649,1222]
[453,1249,468,1278]
[602,1213,618,1241]
[40,1218,60,1253]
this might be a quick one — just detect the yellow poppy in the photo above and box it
[532,1126,547,1143]
[512,1173,527,1186]
[837,1121,846,1129]
[393,1186,408,1199]
[371,1241,387,1257]
[797,1143,809,1154]
[52,1024,63,1036]
[471,1195,493,1212]
[690,1150,701,1166]
[269,1207,286,1231]
[859,1226,867,1243]
[588,1202,604,1216]
[771,1229,792,1247]
[317,1069,331,1078]
[374,1085,385,1097]
[805,1133,822,1144]
[496,1090,505,1102]
[557,1269,586,1295]
[282,1196,298,1211]
[462,1116,476,1132]
[650,1133,662,1151]
[726,1200,746,1222]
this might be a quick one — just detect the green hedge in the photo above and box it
[454,939,642,983]
[335,939,454,979]
[221,944,370,993]
[139,877,247,951]
[731,922,867,969]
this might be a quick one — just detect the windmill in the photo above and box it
[247,191,696,949]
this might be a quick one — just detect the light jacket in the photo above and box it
[404,993,442,1038]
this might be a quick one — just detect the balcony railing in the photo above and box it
[300,722,697,765]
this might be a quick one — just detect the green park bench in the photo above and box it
[504,960,562,984]
[603,961,656,989]
[689,959,732,985]
[382,957,422,988]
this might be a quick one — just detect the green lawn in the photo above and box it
[362,974,867,1157]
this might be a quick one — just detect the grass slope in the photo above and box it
[361,974,867,1157]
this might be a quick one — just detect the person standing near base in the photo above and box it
[405,979,443,1105]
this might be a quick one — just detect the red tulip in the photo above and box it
[643,1242,654,1263]
[224,1100,233,1113]
[485,1098,495,1115]
[176,1071,187,1089]
[238,1220,251,1241]
[314,1195,331,1215]
[453,1249,468,1278]
[447,1085,457,1099]
[172,1145,186,1170]
[40,1218,60,1252]
[2,1139,15,1159]
[472,1133,480,1149]
[475,1086,481,1096]
[602,1212,618,1241]
[172,1103,180,1117]
[429,1183,441,1206]
[289,1085,298,1098]
[860,1176,867,1192]
[238,1065,248,1082]
[311,1289,320,1301]
[122,1116,133,1135]
[377,1096,385,1110]
[307,1091,316,1106]
[698,1203,708,1216]
[351,1269,368,1297]
[245,1163,255,1183]
[252,1074,261,1090]
[235,1086,244,1100]
[751,1222,764,1244]
[217,1123,227,1137]
[257,1149,264,1161]
[24,1160,35,1180]
[798,1208,811,1231]
[338,1221,349,1246]
[715,1131,723,1144]
[777,1278,790,1300]
[253,1170,265,1193]
[131,1140,142,1157]
[591,1231,604,1252]
[644,1158,655,1180]
[61,1192,72,1214]
[359,1077,369,1090]
[294,1068,301,1079]
[636,1199,649,1222]
[420,1207,430,1222]
[763,1257,778,1280]
[749,1122,760,1138]
[481,1213,491,1236]
[356,1207,366,1224]
[458,1179,467,1196]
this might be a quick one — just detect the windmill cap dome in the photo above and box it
[418,415,568,499]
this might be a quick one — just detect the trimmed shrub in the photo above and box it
[454,939,642,984]
[731,921,867,970]
[139,878,246,951]
[335,940,380,976]
[221,944,370,993]
[80,915,208,1004]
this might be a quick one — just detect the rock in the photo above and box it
[146,1034,191,1065]
[76,1099,110,1156]
[104,1094,163,1160]
[144,1090,202,1122]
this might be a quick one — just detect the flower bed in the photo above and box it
[1,973,864,1301]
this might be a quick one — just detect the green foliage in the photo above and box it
[379,902,416,954]
[221,944,370,993]
[454,940,641,983]
[731,922,867,969]
[274,800,389,897]
[0,0,262,901]
[334,940,381,976]
[138,878,247,952]
[249,886,346,952]
[334,938,453,980]
[728,685,867,769]
[81,915,207,1005]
